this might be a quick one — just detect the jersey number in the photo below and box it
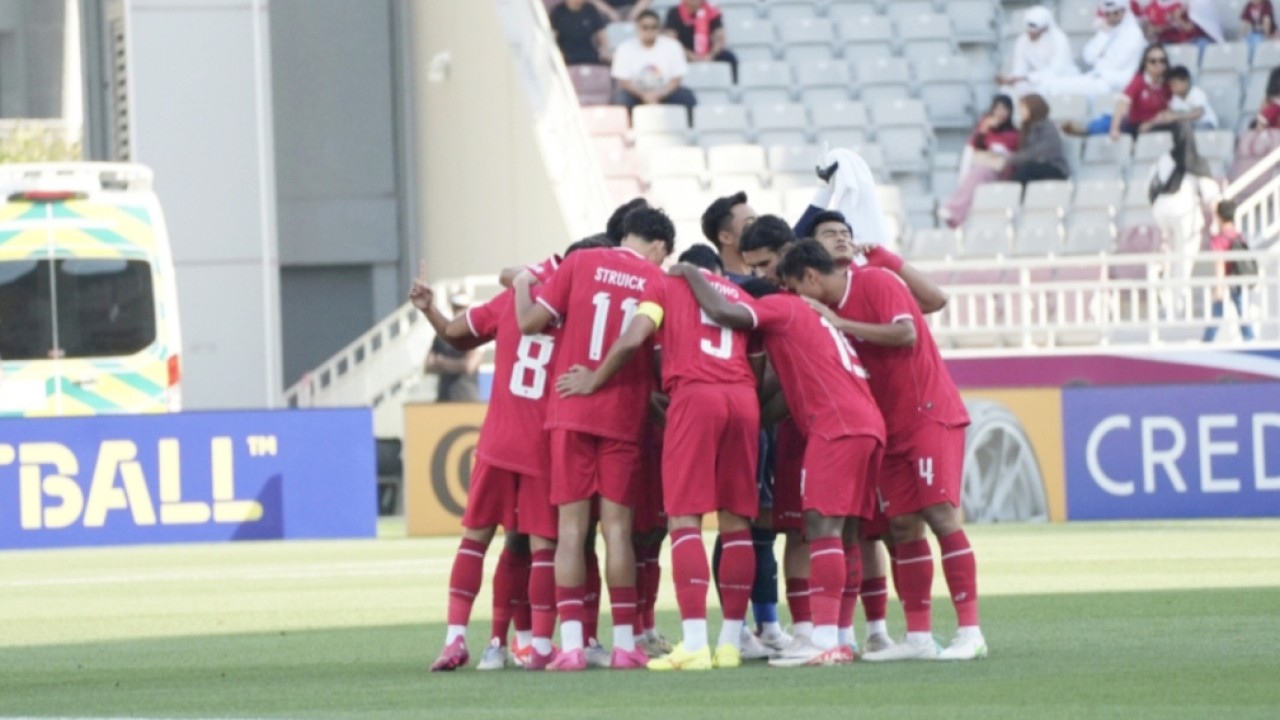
[510,334,555,399]
[819,317,859,373]
[918,457,935,487]
[699,310,734,360]
[588,291,638,361]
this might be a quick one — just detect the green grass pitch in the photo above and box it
[2,520,1279,719]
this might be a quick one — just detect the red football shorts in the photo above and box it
[878,422,965,518]
[662,383,760,520]
[633,424,666,533]
[549,429,642,507]
[462,460,558,540]
[772,419,805,531]
[801,434,883,519]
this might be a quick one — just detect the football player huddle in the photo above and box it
[416,164,987,672]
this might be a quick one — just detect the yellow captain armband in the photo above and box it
[636,301,665,329]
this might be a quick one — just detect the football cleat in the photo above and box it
[647,643,713,671]
[585,639,613,669]
[739,626,771,660]
[429,636,470,672]
[647,632,674,656]
[713,643,742,669]
[861,636,939,662]
[476,638,513,671]
[758,625,794,652]
[610,646,651,669]
[523,647,556,671]
[863,632,894,655]
[768,637,853,668]
[546,648,587,672]
[938,633,989,661]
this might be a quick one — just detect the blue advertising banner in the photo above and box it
[0,409,376,549]
[1063,383,1280,520]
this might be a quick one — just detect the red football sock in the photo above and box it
[556,584,586,625]
[860,576,888,623]
[839,543,862,630]
[530,549,557,640]
[719,529,756,622]
[609,585,638,638]
[632,547,650,636]
[669,527,709,620]
[808,537,845,628]
[939,529,980,627]
[785,577,812,624]
[446,538,486,626]
[643,542,662,630]
[894,538,934,634]
[584,551,602,642]
[490,548,516,644]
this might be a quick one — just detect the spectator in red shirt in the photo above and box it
[940,96,1021,227]
[1109,44,1173,140]
[1203,198,1256,342]
[1254,67,1280,129]
[664,0,738,79]
[1131,1,1222,48]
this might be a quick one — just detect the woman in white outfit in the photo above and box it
[996,6,1080,98]
[1149,121,1220,309]
[1039,0,1146,102]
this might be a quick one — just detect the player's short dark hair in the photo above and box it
[700,191,748,249]
[1216,197,1237,223]
[811,210,852,234]
[739,214,795,254]
[776,238,838,282]
[565,233,612,257]
[1168,65,1192,83]
[636,9,660,24]
[606,197,649,245]
[740,276,782,298]
[678,244,724,273]
[623,206,676,255]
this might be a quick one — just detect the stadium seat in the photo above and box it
[607,176,644,204]
[870,98,932,173]
[768,143,823,175]
[581,105,630,137]
[809,98,870,135]
[1058,0,1097,34]
[885,0,937,23]
[751,102,811,147]
[1121,177,1152,211]
[915,55,973,129]
[1201,72,1244,131]
[568,65,613,106]
[592,134,627,157]
[778,17,836,63]
[1047,94,1090,126]
[725,18,778,62]
[632,105,689,135]
[838,16,896,59]
[597,146,642,178]
[795,59,854,105]
[709,173,767,196]
[1195,129,1236,175]
[828,0,880,22]
[1245,70,1269,119]
[1013,214,1064,256]
[633,133,689,152]
[647,145,707,181]
[1064,216,1115,254]
[693,104,751,147]
[749,187,786,216]
[1133,132,1174,163]
[1073,178,1126,218]
[947,0,998,45]
[907,227,960,259]
[783,185,821,217]
[605,22,636,51]
[648,177,707,218]
[849,144,889,179]
[1022,179,1073,215]
[721,6,761,27]
[960,214,1012,256]
[855,57,914,103]
[1252,40,1280,69]
[708,144,768,179]
[969,181,1023,217]
[1166,44,1200,79]
[1202,41,1248,75]
[682,62,735,106]
[738,60,794,106]
[1080,134,1133,179]
[1061,135,1084,179]
[765,0,821,21]
[897,13,956,60]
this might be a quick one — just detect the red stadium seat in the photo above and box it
[581,106,630,137]
[568,65,613,106]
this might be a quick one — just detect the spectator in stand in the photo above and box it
[1203,198,1256,342]
[940,96,1021,228]
[1009,94,1071,183]
[1241,0,1277,58]
[1039,1,1146,101]
[664,0,738,80]
[611,10,697,114]
[1131,1,1222,50]
[550,0,610,66]
[1109,44,1172,139]
[1161,65,1218,129]
[425,290,481,402]
[1253,67,1280,128]
[1148,121,1220,291]
[589,0,652,23]
[996,6,1080,98]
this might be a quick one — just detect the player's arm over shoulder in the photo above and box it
[852,269,917,347]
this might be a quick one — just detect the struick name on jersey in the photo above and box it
[594,267,646,290]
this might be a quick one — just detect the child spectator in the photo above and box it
[1161,65,1218,129]
[940,96,1021,227]
[1241,0,1276,57]
[1203,198,1256,342]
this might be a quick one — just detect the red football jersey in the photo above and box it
[536,246,663,442]
[832,267,970,439]
[466,288,559,478]
[748,293,884,442]
[642,271,756,394]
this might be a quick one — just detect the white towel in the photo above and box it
[822,148,895,250]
